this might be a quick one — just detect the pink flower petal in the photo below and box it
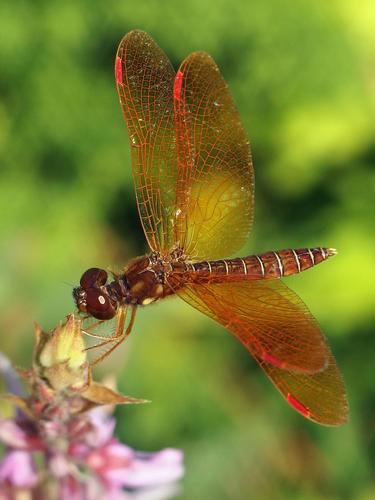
[0,420,30,448]
[86,440,134,473]
[139,448,184,466]
[0,450,38,488]
[95,445,184,489]
[68,441,90,459]
[49,453,71,478]
[59,475,87,500]
[0,419,43,451]
[86,409,116,447]
[42,420,62,440]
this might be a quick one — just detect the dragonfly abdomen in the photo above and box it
[241,247,337,279]
[189,247,336,282]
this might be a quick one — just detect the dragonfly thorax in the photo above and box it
[121,254,175,306]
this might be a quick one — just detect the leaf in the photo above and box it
[81,382,150,406]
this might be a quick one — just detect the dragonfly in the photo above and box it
[73,30,348,426]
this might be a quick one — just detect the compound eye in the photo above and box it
[80,268,108,289]
[85,288,116,320]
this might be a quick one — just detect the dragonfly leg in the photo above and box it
[81,317,111,341]
[88,307,137,367]
[82,327,111,341]
[82,305,130,341]
[83,320,104,331]
[83,306,128,347]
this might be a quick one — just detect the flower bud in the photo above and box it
[35,315,89,392]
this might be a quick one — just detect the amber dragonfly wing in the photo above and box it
[116,31,254,259]
[116,30,178,253]
[177,280,348,425]
[173,51,254,260]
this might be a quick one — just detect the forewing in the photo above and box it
[177,280,348,424]
[116,30,177,252]
[173,52,254,260]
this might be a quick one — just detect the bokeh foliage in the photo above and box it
[0,0,374,498]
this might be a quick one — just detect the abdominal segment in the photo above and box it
[181,247,336,283]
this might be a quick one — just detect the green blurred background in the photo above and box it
[0,0,374,498]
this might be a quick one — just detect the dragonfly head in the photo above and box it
[73,268,117,320]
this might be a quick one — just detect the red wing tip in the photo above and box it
[286,393,349,426]
[287,393,311,418]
